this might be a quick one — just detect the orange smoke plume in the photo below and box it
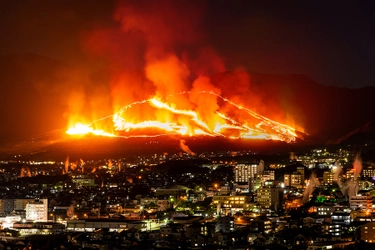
[65,0,302,143]
[180,140,196,156]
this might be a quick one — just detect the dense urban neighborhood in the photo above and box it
[0,146,373,249]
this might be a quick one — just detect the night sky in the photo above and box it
[1,0,374,88]
[1,0,375,147]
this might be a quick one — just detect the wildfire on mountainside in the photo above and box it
[65,1,304,143]
[66,91,299,143]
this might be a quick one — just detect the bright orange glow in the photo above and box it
[66,91,300,142]
[66,123,115,137]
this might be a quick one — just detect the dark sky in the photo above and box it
[1,0,375,88]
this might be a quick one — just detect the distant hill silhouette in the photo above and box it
[329,120,375,145]
[246,73,375,143]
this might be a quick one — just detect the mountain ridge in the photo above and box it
[0,53,374,158]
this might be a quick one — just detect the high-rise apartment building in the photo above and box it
[234,164,259,183]
[256,186,283,211]
[284,172,303,188]
[363,166,375,180]
[0,198,48,217]
[323,171,335,185]
[26,201,48,221]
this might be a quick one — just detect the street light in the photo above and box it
[170,197,174,209]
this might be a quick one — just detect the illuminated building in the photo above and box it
[363,166,375,180]
[361,222,375,242]
[14,199,48,212]
[323,171,335,185]
[321,224,342,236]
[235,164,270,192]
[261,170,275,183]
[0,199,48,216]
[296,166,305,181]
[255,186,282,211]
[66,219,150,232]
[212,195,249,214]
[0,216,21,229]
[12,221,65,235]
[350,195,372,211]
[345,169,355,180]
[14,199,36,211]
[234,164,259,183]
[215,216,234,233]
[71,175,95,187]
[234,183,249,193]
[331,211,351,225]
[250,217,272,234]
[284,172,303,188]
[308,204,345,216]
[248,177,262,192]
[26,202,48,221]
[323,212,351,241]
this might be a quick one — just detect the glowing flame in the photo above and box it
[66,123,115,137]
[66,92,300,142]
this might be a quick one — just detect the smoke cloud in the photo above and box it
[341,153,362,199]
[179,140,195,156]
[302,173,319,203]
[66,0,296,133]
[341,180,359,200]
[353,153,363,178]
[0,0,299,145]
[258,160,264,175]
[333,161,343,187]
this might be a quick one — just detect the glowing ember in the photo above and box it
[66,92,300,142]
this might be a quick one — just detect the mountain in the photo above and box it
[1,53,375,159]
[330,121,375,162]
[330,121,375,145]
[247,73,375,142]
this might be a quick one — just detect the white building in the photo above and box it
[25,199,48,221]
[234,164,259,183]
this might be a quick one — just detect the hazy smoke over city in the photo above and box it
[334,161,343,187]
[302,172,319,203]
[341,153,362,199]
[258,160,264,175]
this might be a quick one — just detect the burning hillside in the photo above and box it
[65,1,303,143]
[67,91,299,142]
